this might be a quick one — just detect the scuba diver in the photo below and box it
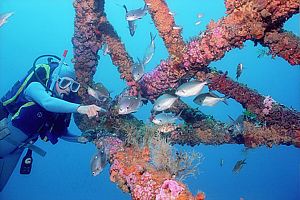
[0,53,105,191]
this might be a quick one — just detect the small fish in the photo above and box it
[87,84,110,102]
[168,11,176,16]
[142,32,156,65]
[193,92,228,106]
[103,43,110,56]
[94,82,111,98]
[123,4,148,21]
[157,123,179,133]
[128,20,137,36]
[131,58,144,81]
[220,159,224,167]
[153,93,178,112]
[232,159,246,173]
[91,147,108,176]
[0,12,14,28]
[152,111,182,125]
[175,80,208,97]
[236,63,243,80]
[227,115,245,135]
[118,95,143,115]
[197,13,204,18]
[195,21,201,26]
[172,26,182,30]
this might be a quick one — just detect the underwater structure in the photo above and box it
[71,0,299,199]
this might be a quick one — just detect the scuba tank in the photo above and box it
[1,54,62,115]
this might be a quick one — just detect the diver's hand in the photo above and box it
[77,105,102,118]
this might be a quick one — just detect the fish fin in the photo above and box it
[205,79,212,85]
[137,57,142,65]
[177,110,184,119]
[208,91,219,98]
[143,4,148,11]
[137,93,147,102]
[150,32,157,41]
[222,98,229,105]
[164,90,177,97]
[123,5,128,13]
[227,115,235,122]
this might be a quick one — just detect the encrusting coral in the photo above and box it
[72,0,300,198]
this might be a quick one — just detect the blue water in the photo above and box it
[0,0,299,200]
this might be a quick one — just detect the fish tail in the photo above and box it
[177,110,184,118]
[205,79,212,85]
[227,115,235,122]
[150,32,157,41]
[222,98,229,105]
[143,4,148,11]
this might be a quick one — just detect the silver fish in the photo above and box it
[95,82,111,98]
[175,80,208,97]
[172,26,182,30]
[87,83,110,102]
[227,115,245,135]
[193,92,228,106]
[131,58,144,81]
[168,11,176,16]
[91,147,108,176]
[103,43,110,56]
[118,95,143,115]
[128,20,137,36]
[236,63,243,80]
[220,159,224,167]
[152,111,182,125]
[123,4,147,21]
[142,32,156,65]
[0,12,13,28]
[197,13,204,18]
[153,93,178,112]
[195,21,201,26]
[232,159,246,173]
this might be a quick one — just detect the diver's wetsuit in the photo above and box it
[0,81,81,192]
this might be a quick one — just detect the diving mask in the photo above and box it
[58,77,80,93]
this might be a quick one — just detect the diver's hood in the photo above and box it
[51,64,76,80]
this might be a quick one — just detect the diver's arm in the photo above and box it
[24,82,80,113]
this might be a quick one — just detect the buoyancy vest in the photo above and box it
[1,63,72,144]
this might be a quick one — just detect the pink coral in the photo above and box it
[156,179,184,200]
[262,95,275,115]
[132,172,157,200]
[96,136,124,156]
